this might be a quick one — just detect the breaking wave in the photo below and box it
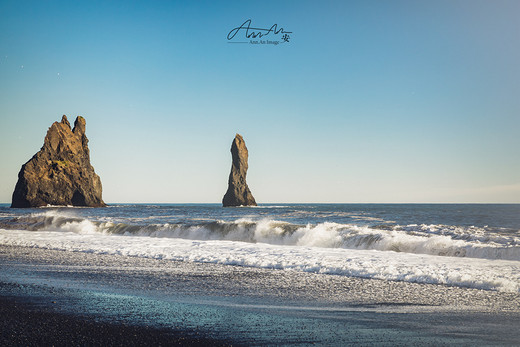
[2,211,519,261]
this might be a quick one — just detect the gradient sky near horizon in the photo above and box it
[1,0,519,203]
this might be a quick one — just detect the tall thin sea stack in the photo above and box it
[222,134,257,207]
[11,115,106,208]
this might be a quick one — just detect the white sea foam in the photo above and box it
[1,209,519,292]
[3,211,520,262]
[1,227,519,293]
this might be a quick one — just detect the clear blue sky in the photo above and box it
[1,0,519,203]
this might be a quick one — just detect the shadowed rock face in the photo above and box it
[11,115,106,208]
[222,134,257,207]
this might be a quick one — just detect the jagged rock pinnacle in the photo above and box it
[222,134,257,207]
[11,115,106,208]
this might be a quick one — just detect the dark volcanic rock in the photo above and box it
[222,134,257,207]
[11,115,106,208]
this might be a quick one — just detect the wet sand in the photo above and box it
[0,295,231,346]
[1,245,520,345]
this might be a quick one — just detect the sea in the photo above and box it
[1,203,519,293]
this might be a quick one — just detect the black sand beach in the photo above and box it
[0,295,231,346]
[1,245,520,346]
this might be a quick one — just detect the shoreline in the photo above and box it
[2,244,520,345]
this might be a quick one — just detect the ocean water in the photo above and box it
[1,203,519,293]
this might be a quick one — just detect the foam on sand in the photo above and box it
[1,210,519,293]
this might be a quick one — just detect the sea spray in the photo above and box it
[2,210,519,261]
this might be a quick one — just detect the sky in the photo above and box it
[0,0,519,203]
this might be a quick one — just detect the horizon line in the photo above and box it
[1,202,519,205]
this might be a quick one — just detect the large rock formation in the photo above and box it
[222,134,257,207]
[11,115,106,208]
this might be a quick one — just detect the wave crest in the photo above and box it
[3,211,520,261]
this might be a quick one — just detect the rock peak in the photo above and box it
[223,133,257,207]
[73,116,86,135]
[61,115,71,129]
[11,115,106,208]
